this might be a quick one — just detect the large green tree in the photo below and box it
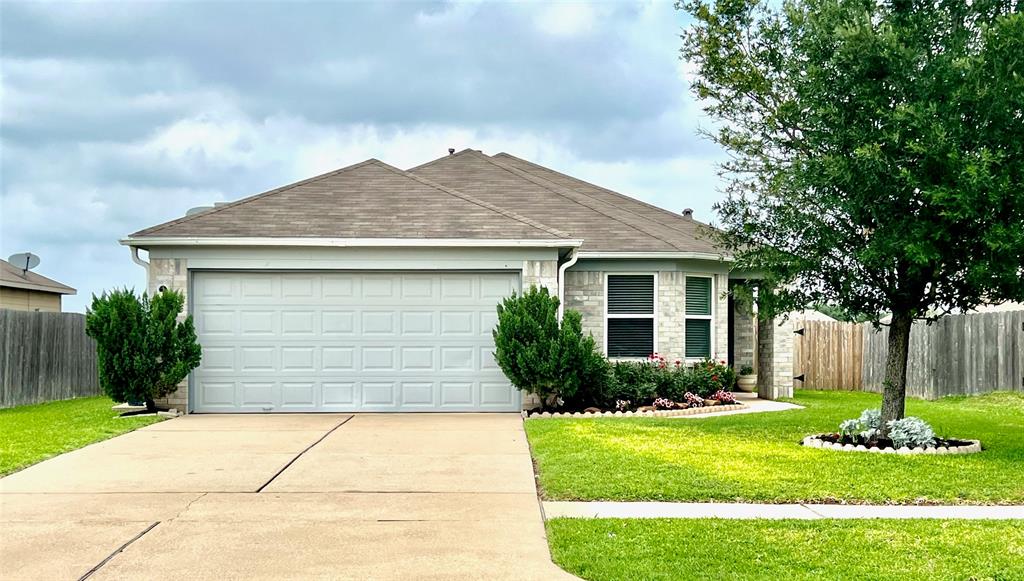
[681,0,1024,429]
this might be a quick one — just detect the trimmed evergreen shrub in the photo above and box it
[493,286,606,409]
[86,288,202,412]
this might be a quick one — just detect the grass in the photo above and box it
[0,396,163,475]
[525,390,1024,504]
[547,518,1024,581]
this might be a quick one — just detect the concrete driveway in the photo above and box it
[0,413,574,580]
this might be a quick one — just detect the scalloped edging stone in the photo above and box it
[801,435,982,455]
[523,403,746,419]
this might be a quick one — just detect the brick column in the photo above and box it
[757,316,794,399]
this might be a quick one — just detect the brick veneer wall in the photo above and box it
[757,315,794,399]
[148,258,190,412]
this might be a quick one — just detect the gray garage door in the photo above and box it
[191,271,520,412]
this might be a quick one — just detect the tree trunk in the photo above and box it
[145,397,158,414]
[880,309,913,435]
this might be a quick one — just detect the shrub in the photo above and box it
[739,365,755,376]
[493,286,605,409]
[887,417,937,449]
[86,288,202,412]
[837,409,891,443]
[687,358,735,397]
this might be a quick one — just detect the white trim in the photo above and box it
[683,273,715,361]
[578,251,731,262]
[604,272,658,359]
[121,237,583,249]
[557,249,580,322]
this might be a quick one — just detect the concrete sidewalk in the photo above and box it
[543,501,1024,520]
[1,413,574,580]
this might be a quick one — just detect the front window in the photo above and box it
[606,274,656,358]
[685,276,713,358]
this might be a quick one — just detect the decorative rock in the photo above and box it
[636,406,656,413]
[583,407,602,414]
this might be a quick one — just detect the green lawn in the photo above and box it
[547,518,1024,581]
[525,390,1024,504]
[0,396,163,475]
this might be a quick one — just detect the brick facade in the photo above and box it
[148,257,190,412]
[562,270,604,350]
[757,316,794,399]
[656,272,685,361]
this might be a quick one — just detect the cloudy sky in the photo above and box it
[1,1,725,312]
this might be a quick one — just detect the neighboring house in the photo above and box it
[124,149,784,414]
[0,259,76,312]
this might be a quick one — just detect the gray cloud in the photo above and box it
[1,1,726,312]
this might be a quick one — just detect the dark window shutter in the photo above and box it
[607,318,654,358]
[608,275,654,314]
[685,318,712,358]
[685,277,712,316]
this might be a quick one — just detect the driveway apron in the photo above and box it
[0,413,573,580]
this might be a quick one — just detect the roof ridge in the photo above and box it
[493,152,723,235]
[130,158,381,237]
[370,159,572,239]
[460,151,690,251]
[405,148,478,173]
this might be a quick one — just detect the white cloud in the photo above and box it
[534,3,598,37]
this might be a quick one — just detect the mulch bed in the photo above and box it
[814,433,974,450]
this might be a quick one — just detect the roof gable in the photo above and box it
[131,159,570,241]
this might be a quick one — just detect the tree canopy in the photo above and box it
[681,0,1024,425]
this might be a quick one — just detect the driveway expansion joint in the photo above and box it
[77,521,160,581]
[255,415,353,493]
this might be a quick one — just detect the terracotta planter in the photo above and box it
[737,375,757,392]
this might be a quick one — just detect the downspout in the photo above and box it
[556,248,579,322]
[129,246,149,277]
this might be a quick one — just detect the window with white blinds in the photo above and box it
[606,274,656,358]
[685,276,713,358]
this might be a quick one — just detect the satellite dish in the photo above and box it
[8,252,41,274]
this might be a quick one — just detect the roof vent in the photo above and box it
[448,148,455,155]
[682,208,694,219]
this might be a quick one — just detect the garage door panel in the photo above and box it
[192,271,519,412]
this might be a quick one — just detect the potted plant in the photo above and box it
[736,365,757,392]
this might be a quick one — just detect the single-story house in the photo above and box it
[0,259,76,312]
[123,149,792,413]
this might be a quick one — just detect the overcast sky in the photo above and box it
[1,1,725,313]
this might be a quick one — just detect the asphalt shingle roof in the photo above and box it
[409,150,720,253]
[129,150,724,255]
[0,259,76,295]
[131,159,570,240]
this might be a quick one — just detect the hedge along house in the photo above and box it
[123,149,792,414]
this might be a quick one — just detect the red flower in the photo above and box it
[712,374,719,381]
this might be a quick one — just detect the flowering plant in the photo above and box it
[683,392,704,408]
[711,390,736,405]
[614,399,632,412]
[653,397,677,410]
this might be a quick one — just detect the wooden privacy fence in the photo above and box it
[862,310,1024,399]
[793,310,1024,399]
[0,309,101,408]
[792,320,864,390]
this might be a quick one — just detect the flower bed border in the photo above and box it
[524,402,745,419]
[801,435,982,455]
